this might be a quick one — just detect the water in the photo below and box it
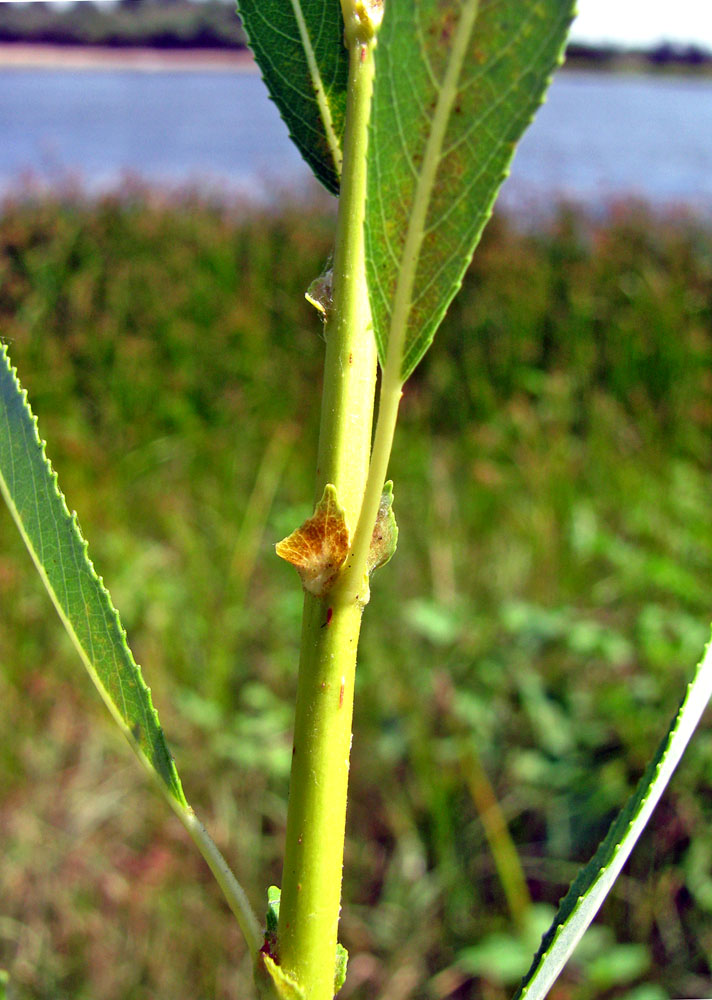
[1,69,306,199]
[2,65,712,212]
[501,72,712,213]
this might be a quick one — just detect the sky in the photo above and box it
[2,0,712,52]
[570,0,712,50]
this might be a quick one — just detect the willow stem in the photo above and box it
[276,33,378,1000]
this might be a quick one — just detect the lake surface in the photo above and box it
[2,66,712,213]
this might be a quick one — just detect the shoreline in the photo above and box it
[1,43,710,78]
[0,42,257,72]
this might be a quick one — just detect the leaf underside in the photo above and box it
[275,483,350,596]
[0,343,186,806]
[515,634,712,998]
[367,480,397,575]
[365,0,576,380]
[237,0,349,195]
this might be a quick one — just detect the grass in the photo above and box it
[0,192,711,999]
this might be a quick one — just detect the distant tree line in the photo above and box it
[0,0,247,50]
[566,40,712,73]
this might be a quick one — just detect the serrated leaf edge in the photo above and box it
[237,0,344,196]
[0,343,263,956]
[514,632,712,998]
[370,1,575,382]
[0,343,185,804]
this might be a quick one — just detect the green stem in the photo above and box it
[276,32,378,1000]
[336,368,402,604]
[172,802,263,957]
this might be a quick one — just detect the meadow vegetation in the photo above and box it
[0,193,711,999]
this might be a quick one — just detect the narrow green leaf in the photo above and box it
[0,343,185,806]
[0,344,263,955]
[514,633,712,999]
[237,0,349,195]
[365,0,575,380]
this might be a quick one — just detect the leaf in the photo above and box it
[334,942,348,994]
[266,884,281,938]
[262,954,306,1000]
[367,480,397,576]
[365,0,575,380]
[0,345,263,955]
[237,0,349,195]
[0,344,186,804]
[514,632,712,999]
[276,484,350,596]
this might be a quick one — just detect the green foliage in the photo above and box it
[457,904,556,984]
[517,634,712,997]
[266,884,281,938]
[0,344,186,806]
[2,197,712,997]
[236,0,348,195]
[459,918,652,991]
[365,0,575,380]
[333,944,348,994]
[1,0,709,982]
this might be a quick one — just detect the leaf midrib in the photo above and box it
[383,0,481,379]
[288,0,343,178]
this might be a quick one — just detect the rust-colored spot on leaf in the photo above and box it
[276,485,350,596]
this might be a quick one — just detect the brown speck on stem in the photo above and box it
[339,678,345,709]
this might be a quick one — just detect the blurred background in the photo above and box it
[1,2,712,998]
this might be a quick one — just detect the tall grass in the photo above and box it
[1,193,711,999]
